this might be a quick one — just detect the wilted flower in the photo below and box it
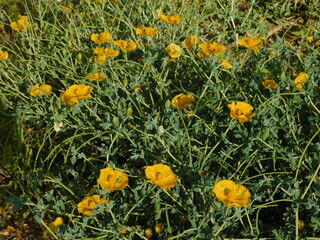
[86,72,107,81]
[145,228,153,238]
[30,84,53,97]
[54,122,63,132]
[213,180,251,207]
[160,13,183,24]
[155,222,163,233]
[228,101,256,123]
[77,195,108,216]
[10,15,30,31]
[238,37,262,52]
[165,43,182,59]
[218,58,233,69]
[61,5,72,12]
[145,164,178,189]
[195,51,209,59]
[91,32,113,44]
[135,27,158,36]
[198,42,226,56]
[114,40,137,51]
[182,35,200,50]
[49,217,63,231]
[262,80,278,90]
[293,72,308,89]
[171,93,195,109]
[0,50,9,61]
[97,167,129,190]
[60,84,92,106]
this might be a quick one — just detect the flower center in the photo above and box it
[156,172,165,180]
[107,174,116,183]
[224,188,236,199]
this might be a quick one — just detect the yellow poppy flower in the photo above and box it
[97,167,129,191]
[145,164,178,189]
[262,80,278,90]
[238,37,262,52]
[218,58,233,69]
[60,84,92,106]
[165,43,182,59]
[213,180,251,207]
[114,40,137,51]
[171,93,195,109]
[160,13,183,24]
[10,15,30,31]
[49,217,63,231]
[155,223,163,234]
[195,50,209,59]
[0,50,9,61]
[86,72,107,81]
[198,42,226,56]
[135,27,158,36]
[30,84,53,97]
[227,101,256,123]
[91,32,113,44]
[77,195,108,216]
[293,72,308,89]
[306,36,314,42]
[182,35,200,50]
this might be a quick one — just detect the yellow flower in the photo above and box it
[94,47,119,63]
[213,180,251,207]
[160,13,183,24]
[135,27,158,36]
[145,164,178,189]
[155,223,163,234]
[86,72,107,81]
[306,36,314,42]
[171,93,195,109]
[228,102,256,123]
[198,42,226,56]
[114,40,137,51]
[195,51,209,59]
[165,43,182,59]
[238,37,262,52]
[182,35,200,50]
[91,32,113,44]
[60,84,92,106]
[97,167,129,191]
[0,50,9,61]
[49,217,63,231]
[293,72,308,89]
[262,80,278,90]
[316,40,320,45]
[61,6,72,12]
[218,58,233,69]
[77,195,108,216]
[10,15,30,31]
[298,220,305,229]
[30,84,53,97]
[145,228,153,238]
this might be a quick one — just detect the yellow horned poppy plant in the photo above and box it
[213,180,251,207]
[91,32,113,44]
[97,167,129,191]
[0,50,9,61]
[135,27,158,36]
[238,37,262,52]
[114,40,137,51]
[86,72,107,81]
[165,43,182,59]
[160,13,183,24]
[30,84,53,97]
[77,195,108,216]
[293,72,308,89]
[10,15,30,31]
[228,102,256,123]
[49,217,63,231]
[60,84,92,106]
[198,42,226,56]
[182,35,200,50]
[172,93,195,109]
[262,80,278,90]
[145,164,178,189]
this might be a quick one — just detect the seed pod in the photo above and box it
[77,53,82,61]
[112,116,119,127]
[126,107,133,117]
